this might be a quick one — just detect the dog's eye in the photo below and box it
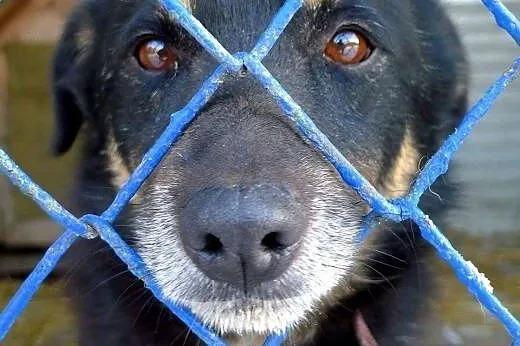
[324,29,372,65]
[136,39,178,72]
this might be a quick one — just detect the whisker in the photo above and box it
[322,263,349,272]
[361,263,398,296]
[80,269,131,298]
[372,249,407,264]
[132,294,155,327]
[182,327,193,346]
[108,278,142,316]
[364,257,405,270]
[154,304,166,335]
[350,274,389,285]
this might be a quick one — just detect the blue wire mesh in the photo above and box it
[0,0,519,345]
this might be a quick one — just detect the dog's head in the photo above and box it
[52,0,467,337]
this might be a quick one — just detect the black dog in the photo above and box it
[51,0,468,345]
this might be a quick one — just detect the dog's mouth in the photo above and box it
[147,232,355,335]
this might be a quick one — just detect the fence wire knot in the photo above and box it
[1,0,520,345]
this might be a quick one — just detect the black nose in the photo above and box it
[179,184,304,289]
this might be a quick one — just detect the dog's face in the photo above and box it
[52,0,466,337]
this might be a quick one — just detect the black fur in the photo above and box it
[52,0,468,345]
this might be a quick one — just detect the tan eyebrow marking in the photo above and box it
[181,0,193,11]
[304,0,324,8]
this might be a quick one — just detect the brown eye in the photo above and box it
[136,39,178,71]
[324,29,373,65]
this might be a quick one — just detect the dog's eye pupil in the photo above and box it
[136,39,178,71]
[324,30,372,65]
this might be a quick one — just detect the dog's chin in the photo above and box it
[166,258,353,336]
[148,250,353,336]
[182,293,315,335]
[152,242,354,336]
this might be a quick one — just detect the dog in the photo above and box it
[51,0,468,345]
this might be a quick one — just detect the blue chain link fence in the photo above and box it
[0,0,519,345]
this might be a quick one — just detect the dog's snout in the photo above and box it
[179,184,304,289]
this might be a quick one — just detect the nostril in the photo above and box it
[202,233,223,254]
[261,232,287,252]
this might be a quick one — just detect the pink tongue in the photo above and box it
[355,311,378,346]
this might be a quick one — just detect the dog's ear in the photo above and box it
[51,8,94,156]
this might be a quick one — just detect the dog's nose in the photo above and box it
[179,184,304,289]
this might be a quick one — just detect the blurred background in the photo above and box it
[0,0,518,345]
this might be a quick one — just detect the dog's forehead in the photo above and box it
[162,0,410,29]
[181,0,324,11]
[180,0,407,11]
